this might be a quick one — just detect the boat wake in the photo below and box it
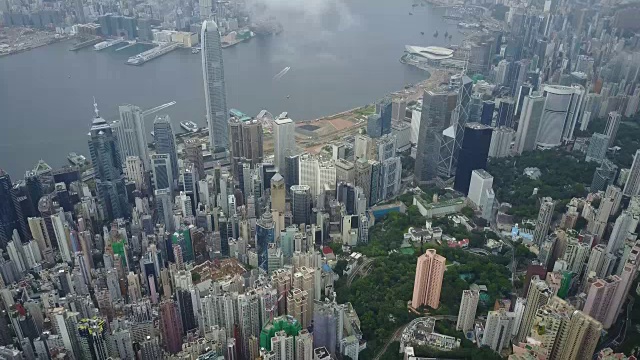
[273,66,291,80]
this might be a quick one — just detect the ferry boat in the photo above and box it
[67,152,86,166]
[180,121,199,133]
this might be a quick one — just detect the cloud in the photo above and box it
[245,0,357,33]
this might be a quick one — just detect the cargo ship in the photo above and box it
[180,121,199,133]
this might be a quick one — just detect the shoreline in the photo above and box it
[0,35,70,58]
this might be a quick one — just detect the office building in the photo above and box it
[153,115,179,184]
[515,93,545,154]
[414,89,457,184]
[0,171,16,248]
[533,197,554,246]
[411,249,446,309]
[604,111,622,147]
[291,185,311,226]
[536,85,585,149]
[515,277,552,343]
[453,123,492,195]
[88,103,130,221]
[150,154,173,193]
[270,173,285,214]
[202,20,229,153]
[335,159,355,184]
[229,117,264,172]
[592,159,618,192]
[480,100,495,126]
[482,309,515,352]
[274,118,296,173]
[623,150,640,197]
[468,169,493,208]
[488,127,514,158]
[586,133,610,163]
[456,290,479,332]
[113,104,148,168]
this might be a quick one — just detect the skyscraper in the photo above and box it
[533,197,555,246]
[113,104,148,169]
[603,241,640,329]
[414,90,457,184]
[536,85,585,149]
[453,123,492,195]
[456,290,479,332]
[604,111,622,147]
[0,170,17,248]
[515,276,552,343]
[583,275,620,324]
[151,154,173,193]
[482,309,515,352]
[159,300,183,354]
[229,117,264,174]
[202,20,229,153]
[263,172,282,213]
[291,185,311,226]
[623,149,640,197]
[591,159,618,192]
[87,102,130,221]
[514,93,545,154]
[153,115,179,185]
[585,133,610,163]
[411,249,446,309]
[274,118,295,174]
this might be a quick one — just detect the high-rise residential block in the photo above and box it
[623,149,640,197]
[583,275,621,324]
[516,276,552,343]
[533,197,555,246]
[482,309,515,352]
[456,290,479,332]
[202,20,229,153]
[603,241,640,329]
[411,249,446,309]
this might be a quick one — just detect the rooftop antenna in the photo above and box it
[93,97,100,118]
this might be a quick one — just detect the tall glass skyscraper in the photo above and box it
[153,115,179,186]
[88,103,130,221]
[202,20,229,153]
[0,170,17,248]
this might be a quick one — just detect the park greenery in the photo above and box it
[487,149,597,221]
[335,207,513,357]
[586,115,640,169]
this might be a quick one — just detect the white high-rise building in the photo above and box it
[482,309,515,351]
[536,85,585,149]
[607,211,635,254]
[468,169,493,208]
[298,154,336,202]
[274,118,295,173]
[456,290,479,332]
[202,20,229,153]
[623,149,640,197]
[51,212,73,263]
[515,93,545,154]
[533,197,555,246]
[113,105,149,168]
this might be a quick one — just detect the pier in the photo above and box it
[69,36,102,51]
[126,43,179,65]
[115,42,137,51]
